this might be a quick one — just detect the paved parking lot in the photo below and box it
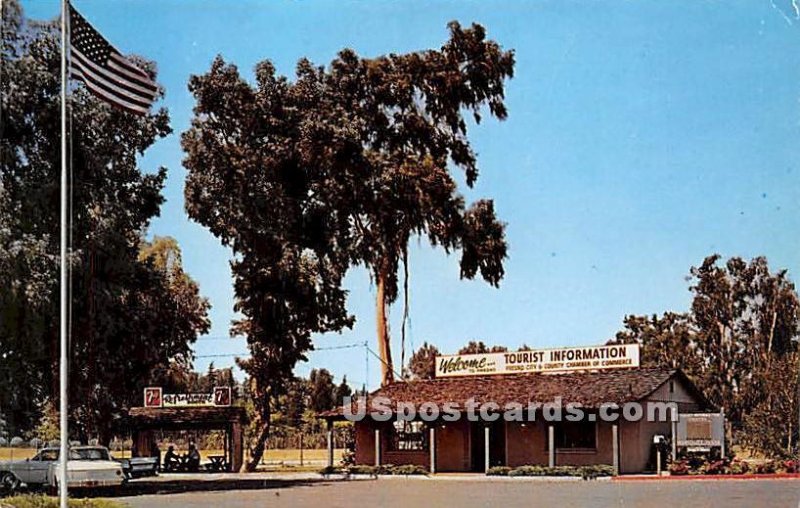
[117,476,800,508]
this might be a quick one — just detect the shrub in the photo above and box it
[728,459,749,475]
[28,438,42,449]
[779,459,800,473]
[754,460,777,474]
[578,465,616,479]
[0,437,7,446]
[318,465,342,476]
[347,465,377,476]
[504,465,614,478]
[10,437,24,447]
[668,460,690,476]
[387,464,428,475]
[374,464,395,475]
[508,465,547,477]
[487,466,512,476]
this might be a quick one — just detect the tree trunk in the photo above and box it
[245,419,270,472]
[376,268,394,386]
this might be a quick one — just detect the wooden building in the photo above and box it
[321,367,715,474]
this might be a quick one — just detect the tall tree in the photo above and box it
[610,254,800,455]
[407,342,440,380]
[608,312,703,377]
[182,21,513,468]
[0,1,209,442]
[689,255,799,427]
[308,368,336,413]
[333,375,353,406]
[458,341,508,354]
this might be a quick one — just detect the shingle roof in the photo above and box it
[128,406,249,428]
[320,367,710,418]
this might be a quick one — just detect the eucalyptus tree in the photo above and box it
[183,21,514,468]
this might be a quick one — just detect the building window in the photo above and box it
[550,421,597,450]
[390,420,428,451]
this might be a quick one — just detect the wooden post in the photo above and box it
[547,425,555,467]
[484,426,490,473]
[231,422,244,472]
[299,433,304,466]
[326,420,334,468]
[429,427,436,474]
[612,424,619,475]
[374,429,380,466]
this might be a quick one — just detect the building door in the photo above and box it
[470,420,506,471]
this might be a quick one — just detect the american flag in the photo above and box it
[69,5,158,115]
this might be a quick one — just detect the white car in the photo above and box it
[0,446,125,495]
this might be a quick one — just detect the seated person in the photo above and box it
[186,442,201,472]
[163,445,181,471]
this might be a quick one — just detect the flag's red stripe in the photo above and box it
[70,65,151,114]
[71,48,158,101]
[108,53,159,93]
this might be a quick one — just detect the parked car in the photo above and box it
[0,446,125,496]
[116,456,159,479]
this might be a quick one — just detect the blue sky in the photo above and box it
[22,0,800,390]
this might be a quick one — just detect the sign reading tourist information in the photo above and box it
[143,386,232,408]
[434,344,640,378]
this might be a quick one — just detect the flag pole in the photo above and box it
[59,0,70,506]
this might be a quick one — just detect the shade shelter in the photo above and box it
[127,406,248,472]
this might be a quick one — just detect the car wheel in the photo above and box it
[0,472,21,497]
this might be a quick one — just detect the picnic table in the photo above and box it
[206,455,228,472]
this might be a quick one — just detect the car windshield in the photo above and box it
[74,448,110,460]
[35,450,59,461]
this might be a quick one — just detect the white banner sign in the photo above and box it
[435,344,640,378]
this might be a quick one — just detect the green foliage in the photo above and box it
[486,466,512,476]
[457,341,508,354]
[407,342,440,380]
[740,354,799,458]
[384,464,428,475]
[182,20,514,464]
[669,457,757,476]
[319,464,427,476]
[610,254,800,458]
[501,465,615,478]
[32,401,59,444]
[2,495,124,508]
[318,465,342,476]
[333,376,352,407]
[308,369,335,413]
[1,0,210,442]
[347,465,377,476]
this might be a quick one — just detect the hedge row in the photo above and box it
[669,457,800,476]
[487,464,616,479]
[319,464,428,476]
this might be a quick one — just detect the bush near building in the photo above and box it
[667,456,800,475]
[487,465,615,479]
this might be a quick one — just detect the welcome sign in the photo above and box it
[434,344,640,378]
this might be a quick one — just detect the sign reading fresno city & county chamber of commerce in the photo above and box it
[434,344,640,378]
